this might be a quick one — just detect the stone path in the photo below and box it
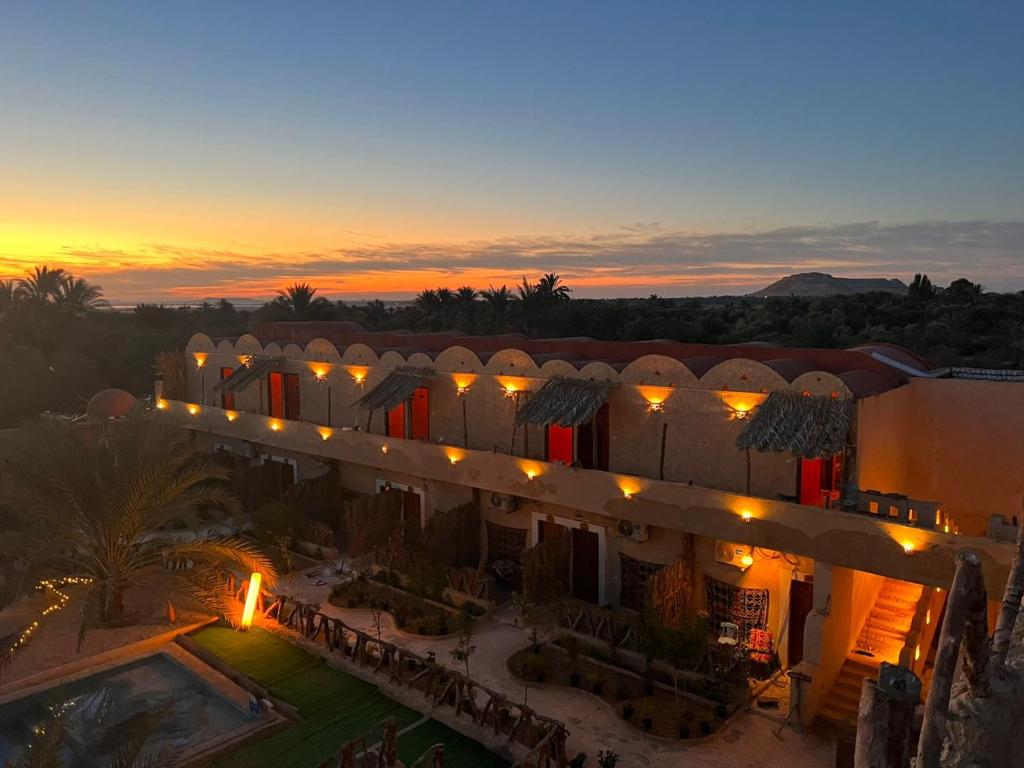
[288,580,836,768]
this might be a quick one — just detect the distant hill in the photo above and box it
[749,272,908,297]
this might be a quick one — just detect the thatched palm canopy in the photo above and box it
[214,356,285,393]
[736,390,853,458]
[353,367,435,411]
[515,376,613,427]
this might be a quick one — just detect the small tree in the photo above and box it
[371,607,385,644]
[597,750,619,768]
[449,625,476,678]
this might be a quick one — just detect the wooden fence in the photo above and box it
[263,596,567,768]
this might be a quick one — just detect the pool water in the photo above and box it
[0,653,254,766]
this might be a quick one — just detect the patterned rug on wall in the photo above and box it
[703,575,770,643]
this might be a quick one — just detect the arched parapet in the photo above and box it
[537,360,578,379]
[340,343,380,367]
[186,333,216,354]
[234,334,264,357]
[379,350,408,369]
[304,338,343,363]
[215,339,236,354]
[485,348,540,377]
[621,355,700,388]
[434,346,485,374]
[701,358,788,393]
[281,343,305,360]
[791,371,852,399]
[263,342,284,357]
[406,352,435,370]
[577,361,620,382]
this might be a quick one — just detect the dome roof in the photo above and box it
[86,389,137,421]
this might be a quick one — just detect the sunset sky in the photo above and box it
[2,2,1022,302]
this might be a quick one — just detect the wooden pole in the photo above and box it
[992,511,1024,673]
[855,679,890,768]
[658,422,668,481]
[915,550,985,768]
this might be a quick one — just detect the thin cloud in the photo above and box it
[3,219,1020,301]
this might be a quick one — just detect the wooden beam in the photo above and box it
[992,512,1024,673]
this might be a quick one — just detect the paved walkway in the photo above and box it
[288,580,835,768]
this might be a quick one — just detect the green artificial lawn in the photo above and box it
[192,626,506,768]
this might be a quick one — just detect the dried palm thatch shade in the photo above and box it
[736,390,853,458]
[213,356,285,393]
[515,376,614,427]
[353,367,435,411]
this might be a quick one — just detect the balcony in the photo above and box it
[158,399,1013,592]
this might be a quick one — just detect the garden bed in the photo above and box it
[508,643,738,740]
[329,574,483,636]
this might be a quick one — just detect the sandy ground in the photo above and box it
[0,568,210,685]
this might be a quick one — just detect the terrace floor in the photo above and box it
[289,580,837,768]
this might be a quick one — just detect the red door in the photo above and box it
[220,367,235,410]
[267,372,284,418]
[546,424,574,464]
[799,455,842,507]
[387,402,406,437]
[411,387,429,440]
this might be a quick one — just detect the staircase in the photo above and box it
[818,578,924,725]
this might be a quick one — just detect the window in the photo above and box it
[267,372,300,420]
[220,367,235,410]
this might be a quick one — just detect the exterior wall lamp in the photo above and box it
[647,401,664,413]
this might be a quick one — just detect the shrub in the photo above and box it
[521,653,551,682]
[621,703,635,721]
[637,698,656,731]
[715,703,728,719]
[585,671,605,696]
[561,634,581,662]
[597,752,618,768]
[700,720,712,736]
[614,681,634,701]
[677,724,690,739]
[569,753,587,768]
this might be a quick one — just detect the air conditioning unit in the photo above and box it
[489,492,518,513]
[617,519,649,542]
[715,540,747,568]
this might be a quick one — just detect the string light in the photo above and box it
[2,577,94,662]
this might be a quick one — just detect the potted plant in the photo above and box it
[585,671,605,696]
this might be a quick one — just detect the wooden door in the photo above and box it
[411,387,429,440]
[571,527,600,603]
[387,403,406,437]
[788,579,814,666]
[546,424,574,464]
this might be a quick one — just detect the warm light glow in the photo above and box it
[617,479,641,500]
[638,385,672,412]
[914,644,921,661]
[347,366,368,385]
[902,541,915,555]
[647,401,664,413]
[445,448,464,466]
[453,374,477,395]
[526,469,536,480]
[193,352,208,369]
[739,553,755,569]
[381,444,389,454]
[225,410,238,422]
[457,385,470,396]
[269,419,282,431]
[155,399,168,410]
[720,391,765,420]
[498,376,528,398]
[240,572,262,629]
[926,609,931,625]
[187,404,199,415]
[318,426,332,441]
[741,510,753,523]
[312,365,329,382]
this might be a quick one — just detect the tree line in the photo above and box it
[1,266,1021,427]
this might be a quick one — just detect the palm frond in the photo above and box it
[160,536,279,590]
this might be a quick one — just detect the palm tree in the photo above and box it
[415,288,439,312]
[275,282,332,320]
[16,266,67,304]
[536,272,572,301]
[0,279,17,316]
[515,276,538,303]
[0,417,276,676]
[435,287,455,306]
[56,277,110,315]
[481,285,514,313]
[455,286,478,303]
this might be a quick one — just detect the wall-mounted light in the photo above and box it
[381,444,389,455]
[739,552,755,569]
[155,399,168,411]
[225,410,238,422]
[647,401,664,413]
[503,386,519,399]
[312,366,329,383]
[525,469,536,480]
[902,541,915,556]
[193,352,208,369]
[318,427,332,441]
[457,385,470,397]
[741,510,753,523]
[240,572,262,629]
[187,404,200,416]
[269,420,282,432]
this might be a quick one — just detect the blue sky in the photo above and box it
[1,1,1021,299]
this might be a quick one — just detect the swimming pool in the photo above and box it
[0,652,256,766]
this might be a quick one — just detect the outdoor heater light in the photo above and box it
[240,572,262,629]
